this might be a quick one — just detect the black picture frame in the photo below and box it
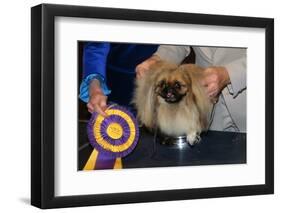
[31,3,274,209]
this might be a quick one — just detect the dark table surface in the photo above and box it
[79,121,246,170]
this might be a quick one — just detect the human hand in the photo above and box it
[200,66,230,102]
[87,79,108,117]
[135,55,161,79]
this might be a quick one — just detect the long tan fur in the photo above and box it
[133,61,212,144]
[132,61,178,129]
[178,64,212,130]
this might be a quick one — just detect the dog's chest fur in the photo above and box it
[156,100,200,136]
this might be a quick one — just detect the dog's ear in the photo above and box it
[132,60,177,129]
[132,73,158,129]
[132,65,158,129]
[132,60,178,129]
[179,64,212,129]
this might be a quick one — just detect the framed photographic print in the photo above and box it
[31,3,274,209]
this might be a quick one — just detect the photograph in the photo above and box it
[31,3,274,208]
[1,0,279,211]
[78,42,247,171]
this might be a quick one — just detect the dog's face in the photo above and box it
[155,69,191,104]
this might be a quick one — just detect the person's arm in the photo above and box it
[200,66,230,102]
[200,48,246,101]
[154,45,191,64]
[79,42,111,103]
[135,45,191,78]
[135,55,161,78]
[223,55,247,98]
[86,78,108,117]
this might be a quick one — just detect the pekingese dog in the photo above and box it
[133,61,212,145]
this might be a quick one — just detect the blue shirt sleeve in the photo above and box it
[79,42,111,103]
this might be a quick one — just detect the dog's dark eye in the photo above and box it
[158,80,166,88]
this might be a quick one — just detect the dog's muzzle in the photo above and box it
[155,83,187,103]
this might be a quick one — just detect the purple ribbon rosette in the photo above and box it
[84,104,139,170]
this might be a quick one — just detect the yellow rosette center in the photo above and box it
[93,109,136,152]
[106,122,123,139]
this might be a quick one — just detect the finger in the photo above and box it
[207,86,216,94]
[135,65,142,75]
[138,71,144,79]
[208,90,218,98]
[100,99,108,112]
[92,98,107,115]
[205,86,214,97]
[87,103,94,113]
[88,108,94,113]
[87,108,94,113]
[94,104,108,117]
[210,90,221,99]
[206,83,218,92]
[136,71,141,79]
[137,68,146,79]
[88,96,98,106]
[206,87,215,97]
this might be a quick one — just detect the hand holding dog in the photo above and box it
[87,79,108,117]
[201,66,230,102]
[135,55,161,79]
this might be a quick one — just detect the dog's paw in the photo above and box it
[187,133,201,146]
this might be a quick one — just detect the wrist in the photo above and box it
[89,79,103,96]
